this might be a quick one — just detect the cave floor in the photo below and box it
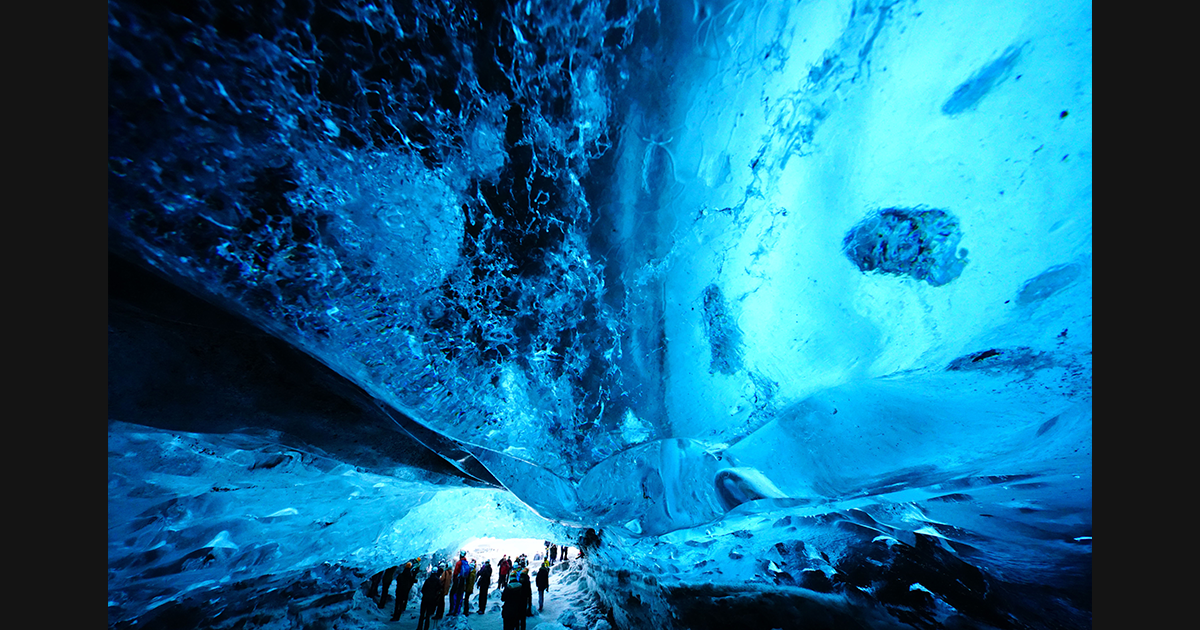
[362,559,588,630]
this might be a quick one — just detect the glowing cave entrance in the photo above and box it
[108,0,1091,628]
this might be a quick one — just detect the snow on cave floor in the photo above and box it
[345,558,594,630]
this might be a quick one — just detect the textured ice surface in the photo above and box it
[109,0,1091,627]
[942,44,1026,116]
[107,421,568,628]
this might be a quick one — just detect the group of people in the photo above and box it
[367,557,425,621]
[544,541,569,565]
[371,544,572,629]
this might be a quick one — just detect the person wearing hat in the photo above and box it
[449,554,469,616]
[520,566,533,622]
[391,559,420,621]
[454,551,468,579]
[535,560,550,612]
[434,562,451,619]
[463,559,478,615]
[501,572,525,630]
[416,565,442,630]
[475,559,493,614]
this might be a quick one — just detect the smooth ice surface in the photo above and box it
[109,0,1091,627]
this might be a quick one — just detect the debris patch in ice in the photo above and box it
[842,208,968,286]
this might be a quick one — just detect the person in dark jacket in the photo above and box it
[501,574,525,630]
[416,568,442,630]
[535,560,550,611]
[379,565,397,608]
[368,570,383,601]
[434,562,451,619]
[520,567,533,622]
[391,561,419,621]
[476,559,493,614]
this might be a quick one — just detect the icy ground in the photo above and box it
[351,557,606,630]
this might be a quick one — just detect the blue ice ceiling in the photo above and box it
[108,0,1091,627]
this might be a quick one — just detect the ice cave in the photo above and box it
[107,0,1092,628]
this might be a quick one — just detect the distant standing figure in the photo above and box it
[464,559,477,615]
[520,567,533,623]
[435,562,452,619]
[449,559,468,615]
[498,555,511,589]
[368,570,383,600]
[392,561,419,621]
[476,560,493,614]
[416,568,442,630]
[501,574,525,630]
[535,560,550,611]
[550,543,558,563]
[379,565,397,608]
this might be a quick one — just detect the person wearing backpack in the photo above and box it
[501,573,525,630]
[475,559,493,614]
[463,559,477,615]
[449,556,468,615]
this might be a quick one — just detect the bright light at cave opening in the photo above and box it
[458,537,567,564]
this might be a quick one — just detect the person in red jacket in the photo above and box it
[498,555,512,589]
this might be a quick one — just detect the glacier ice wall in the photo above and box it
[109,0,1090,529]
[110,0,1090,627]
[109,0,661,493]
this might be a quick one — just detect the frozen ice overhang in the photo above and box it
[108,0,1090,534]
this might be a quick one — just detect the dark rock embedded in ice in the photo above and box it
[702,283,743,375]
[946,346,1054,379]
[842,208,968,286]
